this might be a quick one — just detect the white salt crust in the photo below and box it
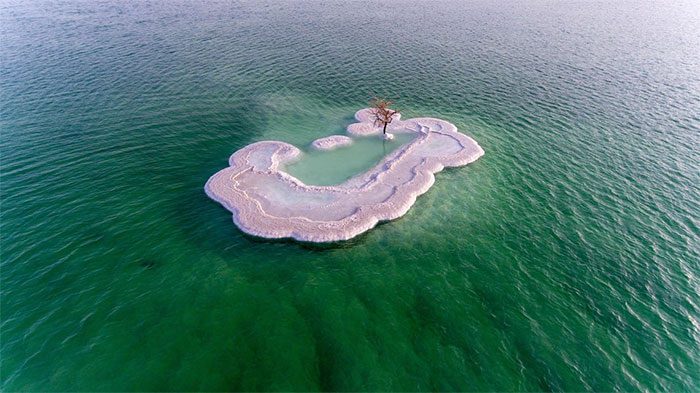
[205,108,484,242]
[310,135,353,150]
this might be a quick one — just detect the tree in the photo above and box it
[369,97,399,135]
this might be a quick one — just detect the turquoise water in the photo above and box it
[1,0,699,391]
[285,133,416,186]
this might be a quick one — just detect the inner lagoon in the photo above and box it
[286,132,417,186]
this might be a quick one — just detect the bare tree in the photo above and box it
[369,97,399,135]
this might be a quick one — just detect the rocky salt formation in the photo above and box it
[205,108,484,242]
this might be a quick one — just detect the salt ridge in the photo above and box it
[310,135,353,150]
[205,108,484,242]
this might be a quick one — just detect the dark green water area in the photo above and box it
[1,1,698,391]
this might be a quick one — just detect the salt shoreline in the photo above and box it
[205,108,484,242]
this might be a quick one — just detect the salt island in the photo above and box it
[205,108,484,242]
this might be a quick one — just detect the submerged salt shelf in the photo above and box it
[205,108,484,242]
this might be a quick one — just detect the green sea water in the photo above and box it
[1,0,699,391]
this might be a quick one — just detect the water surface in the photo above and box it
[284,133,416,186]
[1,0,698,391]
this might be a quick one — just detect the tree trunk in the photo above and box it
[383,123,387,134]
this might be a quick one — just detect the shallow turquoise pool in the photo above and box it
[283,133,416,186]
